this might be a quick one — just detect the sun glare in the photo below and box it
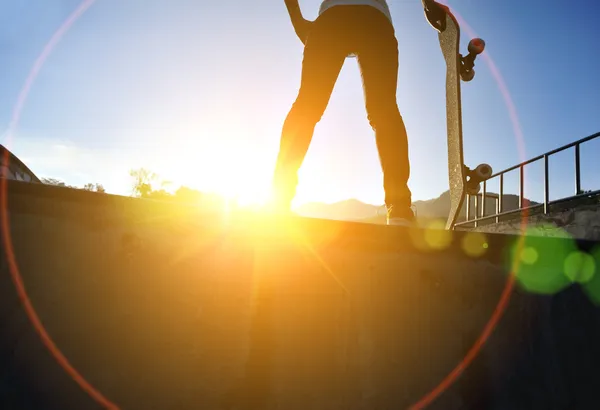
[229,187,270,208]
[205,150,270,208]
[166,134,273,209]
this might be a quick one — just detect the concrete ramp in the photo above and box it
[1,180,600,409]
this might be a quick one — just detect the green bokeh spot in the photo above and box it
[564,251,596,284]
[521,247,538,265]
[509,226,575,295]
[581,246,600,306]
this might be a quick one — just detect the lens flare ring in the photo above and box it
[4,1,529,409]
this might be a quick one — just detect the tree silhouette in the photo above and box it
[129,168,158,198]
[128,168,206,203]
[42,177,107,193]
[41,177,71,187]
[82,183,106,193]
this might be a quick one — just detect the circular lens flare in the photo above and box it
[5,1,533,410]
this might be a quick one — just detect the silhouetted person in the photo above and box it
[272,0,438,225]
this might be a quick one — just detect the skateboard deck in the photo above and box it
[424,2,490,229]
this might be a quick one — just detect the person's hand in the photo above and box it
[293,18,313,45]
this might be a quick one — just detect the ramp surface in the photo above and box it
[1,180,600,409]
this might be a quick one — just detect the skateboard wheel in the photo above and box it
[468,38,486,54]
[461,69,475,82]
[474,163,493,180]
[466,183,481,196]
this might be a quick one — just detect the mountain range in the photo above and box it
[295,190,538,224]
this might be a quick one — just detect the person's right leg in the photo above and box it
[271,10,348,212]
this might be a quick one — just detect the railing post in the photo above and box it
[495,197,499,224]
[575,143,581,195]
[544,154,549,214]
[519,165,525,209]
[474,194,479,228]
[481,180,487,219]
[466,194,471,222]
[499,173,504,218]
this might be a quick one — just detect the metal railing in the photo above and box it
[455,131,600,228]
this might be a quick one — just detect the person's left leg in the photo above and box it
[354,8,414,222]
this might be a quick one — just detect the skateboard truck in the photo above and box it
[460,38,486,82]
[464,163,493,195]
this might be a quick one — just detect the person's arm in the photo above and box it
[284,0,312,45]
[285,0,304,24]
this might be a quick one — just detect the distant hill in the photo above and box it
[295,199,382,221]
[295,191,539,225]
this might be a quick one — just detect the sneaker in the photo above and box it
[386,205,415,226]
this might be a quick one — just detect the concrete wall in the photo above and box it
[2,180,600,409]
[463,203,600,241]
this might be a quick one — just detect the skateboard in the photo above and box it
[424,1,492,229]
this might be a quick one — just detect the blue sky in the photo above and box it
[1,0,598,206]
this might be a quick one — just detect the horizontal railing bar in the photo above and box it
[487,132,600,178]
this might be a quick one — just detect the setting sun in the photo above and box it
[156,129,273,208]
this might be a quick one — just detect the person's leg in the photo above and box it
[271,12,348,211]
[354,8,413,221]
